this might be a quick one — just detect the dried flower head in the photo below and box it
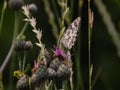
[60,17,81,49]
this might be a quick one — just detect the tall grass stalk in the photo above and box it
[22,51,27,71]
[43,0,59,40]
[16,22,29,40]
[88,0,92,90]
[94,0,120,57]
[0,0,7,34]
[0,12,19,74]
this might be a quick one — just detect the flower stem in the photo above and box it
[0,0,7,34]
[43,0,58,40]
[22,51,27,71]
[70,69,73,90]
[88,0,92,90]
[0,12,19,73]
[16,22,29,40]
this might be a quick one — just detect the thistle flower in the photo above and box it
[60,17,81,49]
[53,46,68,59]
[31,60,39,73]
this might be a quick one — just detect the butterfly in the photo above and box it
[60,17,81,49]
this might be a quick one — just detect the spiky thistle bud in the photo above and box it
[15,41,33,52]
[50,58,60,71]
[16,75,29,90]
[47,68,56,79]
[57,64,70,79]
[31,66,47,85]
[15,41,26,52]
[8,0,24,11]
[28,3,38,15]
[60,17,81,49]
[24,41,33,51]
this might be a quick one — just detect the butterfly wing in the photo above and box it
[60,17,81,49]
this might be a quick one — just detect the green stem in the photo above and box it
[18,57,22,70]
[43,0,58,40]
[88,28,91,90]
[88,1,92,90]
[0,12,19,73]
[76,56,84,90]
[22,51,27,71]
[0,73,4,90]
[51,0,59,24]
[92,67,102,88]
[70,0,74,19]
[57,27,65,45]
[0,0,7,34]
[53,81,57,90]
[16,22,29,40]
[62,81,65,90]
[70,69,73,90]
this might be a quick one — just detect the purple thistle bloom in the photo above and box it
[32,60,39,73]
[34,60,39,68]
[53,46,68,59]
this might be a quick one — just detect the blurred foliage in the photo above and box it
[0,0,81,90]
[91,0,120,90]
[0,0,120,90]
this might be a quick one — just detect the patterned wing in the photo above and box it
[60,17,81,49]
